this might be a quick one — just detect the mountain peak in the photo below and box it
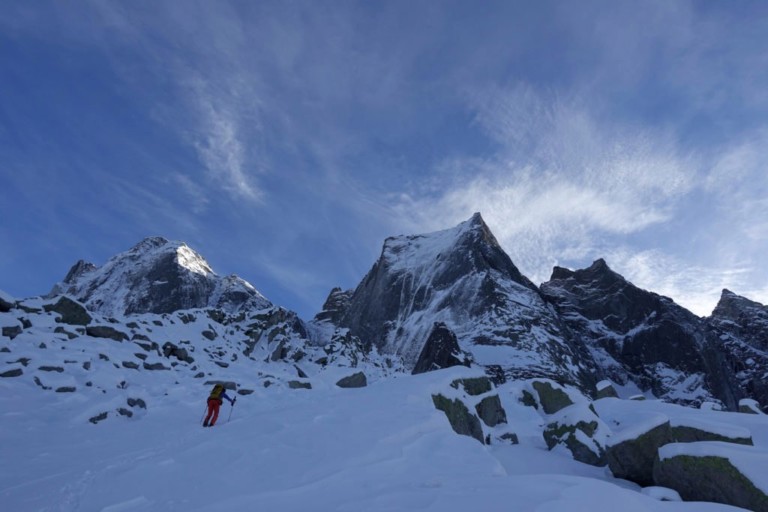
[712,289,765,320]
[129,236,172,253]
[62,259,97,284]
[550,266,575,281]
[49,237,270,316]
[468,211,484,226]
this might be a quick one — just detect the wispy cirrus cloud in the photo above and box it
[190,90,263,203]
[606,249,753,317]
[396,86,695,283]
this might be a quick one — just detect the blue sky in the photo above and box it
[2,1,767,318]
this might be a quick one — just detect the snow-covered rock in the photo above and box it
[655,441,768,511]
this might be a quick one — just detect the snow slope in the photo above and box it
[3,362,761,511]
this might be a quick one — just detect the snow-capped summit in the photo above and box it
[49,237,271,316]
[319,213,595,387]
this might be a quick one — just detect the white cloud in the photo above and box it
[605,248,754,317]
[191,92,262,203]
[397,86,695,285]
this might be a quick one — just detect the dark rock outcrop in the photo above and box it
[475,395,507,427]
[87,326,128,342]
[654,445,768,512]
[0,294,15,312]
[314,287,353,324]
[2,325,22,340]
[336,372,367,388]
[432,394,484,444]
[606,420,670,486]
[596,380,619,399]
[707,290,768,409]
[412,323,470,375]
[543,404,607,466]
[43,296,92,326]
[531,380,574,415]
[542,260,740,409]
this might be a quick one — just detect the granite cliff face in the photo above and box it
[706,290,768,408]
[314,213,597,388]
[49,237,272,317]
[540,260,741,409]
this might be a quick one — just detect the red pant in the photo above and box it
[204,398,222,426]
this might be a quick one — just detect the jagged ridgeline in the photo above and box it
[5,213,768,410]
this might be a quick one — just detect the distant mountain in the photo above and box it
[314,213,597,388]
[49,237,272,317]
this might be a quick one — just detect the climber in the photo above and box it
[203,383,236,427]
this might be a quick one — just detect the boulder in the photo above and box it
[499,432,519,444]
[2,325,22,340]
[0,294,14,312]
[475,395,507,427]
[531,380,574,414]
[432,393,484,444]
[412,323,471,375]
[117,408,133,418]
[336,372,367,388]
[294,365,308,379]
[654,443,768,512]
[143,362,169,371]
[520,389,538,409]
[739,399,763,414]
[89,412,109,424]
[86,325,128,342]
[670,420,752,446]
[38,366,64,373]
[270,340,289,362]
[162,342,192,363]
[127,398,147,409]
[54,326,78,340]
[43,296,92,326]
[451,377,492,396]
[288,380,312,390]
[606,417,670,486]
[543,403,608,466]
[596,380,619,399]
[0,368,23,378]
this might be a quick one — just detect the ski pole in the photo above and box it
[228,399,236,423]
[200,404,208,425]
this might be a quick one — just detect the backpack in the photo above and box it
[209,384,225,401]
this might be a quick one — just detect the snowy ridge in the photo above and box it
[50,237,271,316]
[541,260,739,408]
